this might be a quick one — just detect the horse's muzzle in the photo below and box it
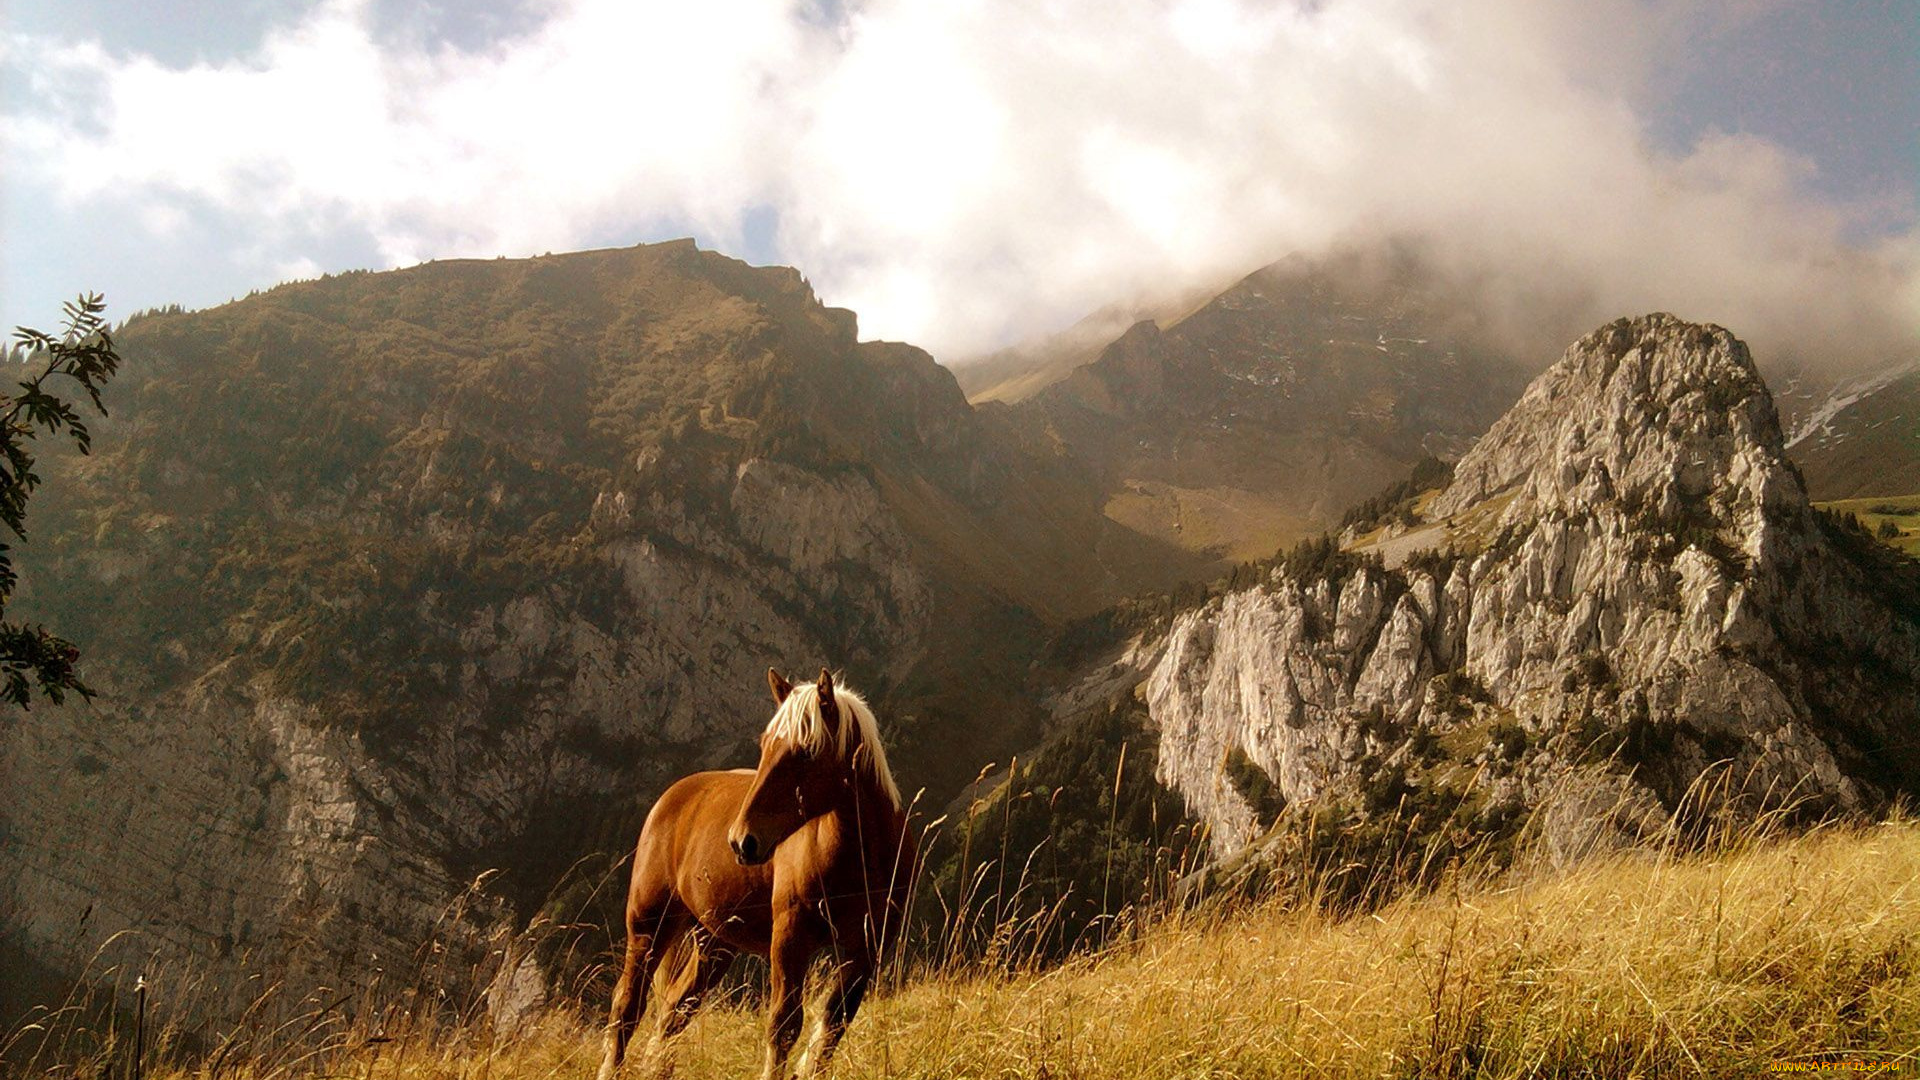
[731,833,766,866]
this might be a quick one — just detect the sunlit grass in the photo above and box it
[1815,493,1920,557]
[27,814,1915,1080]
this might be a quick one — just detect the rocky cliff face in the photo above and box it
[1128,315,1920,862]
[0,241,1190,1020]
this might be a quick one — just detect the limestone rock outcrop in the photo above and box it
[1134,315,1920,862]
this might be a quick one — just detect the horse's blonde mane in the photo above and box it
[763,679,902,809]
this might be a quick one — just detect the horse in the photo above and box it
[596,668,916,1080]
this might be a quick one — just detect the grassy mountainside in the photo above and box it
[18,240,1193,784]
[1010,248,1528,567]
[665,818,1920,1078]
[20,816,1916,1079]
[1782,368,1920,500]
[1816,494,1920,557]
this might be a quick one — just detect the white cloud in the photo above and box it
[4,0,1914,366]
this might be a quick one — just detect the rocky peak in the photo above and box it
[1117,314,1920,869]
[1053,320,1181,416]
[1433,314,1803,549]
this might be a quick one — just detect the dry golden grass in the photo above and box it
[1102,480,1317,565]
[66,815,1916,1080]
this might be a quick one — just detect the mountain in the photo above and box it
[952,283,1220,405]
[1005,314,1919,899]
[1776,362,1920,499]
[0,241,1203,1018]
[10,230,1914,1029]
[1002,249,1530,566]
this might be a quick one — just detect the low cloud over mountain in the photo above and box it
[7,0,1915,367]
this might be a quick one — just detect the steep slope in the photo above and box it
[1777,363,1920,499]
[952,283,1220,405]
[1038,315,1919,875]
[0,241,1199,1018]
[1009,250,1528,565]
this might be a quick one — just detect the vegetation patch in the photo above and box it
[1813,504,1920,626]
[1222,745,1288,826]
[1816,492,1920,558]
[1339,453,1453,535]
[915,694,1199,969]
[1042,532,1387,674]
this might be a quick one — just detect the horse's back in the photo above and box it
[635,768,752,862]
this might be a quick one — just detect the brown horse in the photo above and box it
[596,668,915,1080]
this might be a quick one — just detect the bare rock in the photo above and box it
[1134,315,1920,865]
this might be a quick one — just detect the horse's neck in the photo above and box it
[844,771,901,825]
[825,770,905,854]
[838,730,900,829]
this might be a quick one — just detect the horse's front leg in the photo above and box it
[795,949,871,1080]
[759,916,815,1080]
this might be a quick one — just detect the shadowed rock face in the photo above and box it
[1125,314,1920,862]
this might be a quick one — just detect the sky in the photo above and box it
[2,0,1915,366]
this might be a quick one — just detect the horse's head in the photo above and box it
[729,668,858,866]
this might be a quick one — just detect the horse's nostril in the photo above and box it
[739,835,758,861]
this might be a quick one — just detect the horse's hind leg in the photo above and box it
[639,928,736,1078]
[597,901,685,1080]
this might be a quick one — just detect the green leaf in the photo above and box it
[0,294,123,713]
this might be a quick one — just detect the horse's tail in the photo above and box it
[651,927,699,993]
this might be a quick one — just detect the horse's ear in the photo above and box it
[816,668,838,722]
[768,668,793,704]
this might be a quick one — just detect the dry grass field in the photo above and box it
[16,812,1918,1080]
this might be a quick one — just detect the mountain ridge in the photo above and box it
[1003,249,1530,566]
[1780,362,1920,499]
